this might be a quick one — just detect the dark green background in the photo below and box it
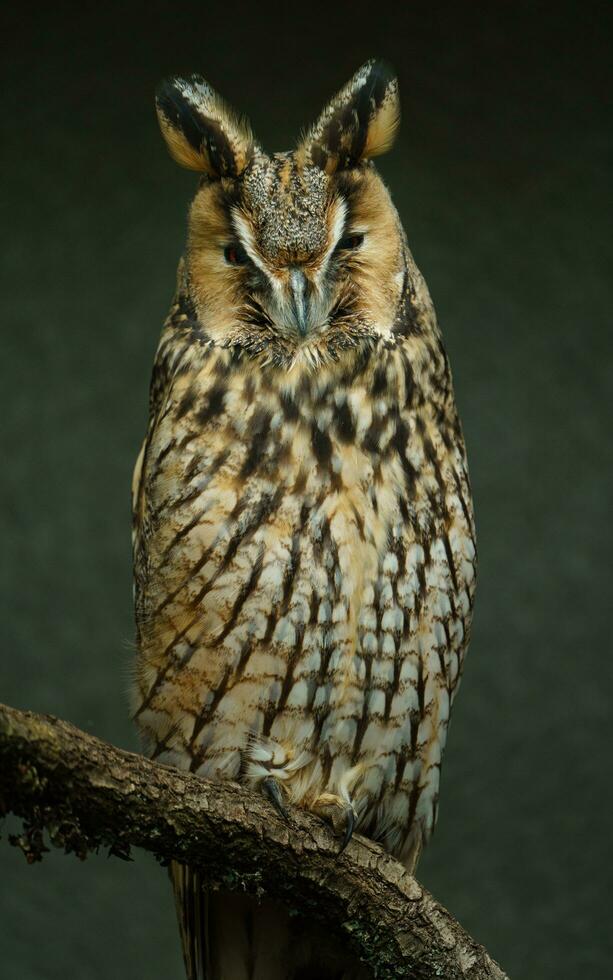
[2,2,611,977]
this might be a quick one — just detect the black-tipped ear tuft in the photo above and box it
[155,75,256,178]
[298,59,400,174]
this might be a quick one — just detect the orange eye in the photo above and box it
[224,244,248,265]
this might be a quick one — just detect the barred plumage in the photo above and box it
[133,59,476,979]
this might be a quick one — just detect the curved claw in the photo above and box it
[337,805,355,856]
[262,776,290,823]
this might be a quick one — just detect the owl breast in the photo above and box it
[133,318,475,866]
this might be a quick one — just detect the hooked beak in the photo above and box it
[289,268,310,337]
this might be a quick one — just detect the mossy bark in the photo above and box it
[0,702,508,979]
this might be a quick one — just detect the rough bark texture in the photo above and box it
[0,702,508,979]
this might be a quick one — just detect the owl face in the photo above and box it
[156,61,404,367]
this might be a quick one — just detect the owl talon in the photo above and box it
[337,805,355,855]
[311,793,357,853]
[262,776,289,822]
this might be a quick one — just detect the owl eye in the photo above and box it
[224,244,249,266]
[336,233,364,252]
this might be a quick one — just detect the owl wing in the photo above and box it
[131,268,204,609]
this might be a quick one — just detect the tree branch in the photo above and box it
[0,702,507,979]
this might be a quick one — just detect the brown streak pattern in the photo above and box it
[133,109,476,882]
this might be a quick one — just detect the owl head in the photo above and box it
[156,60,405,367]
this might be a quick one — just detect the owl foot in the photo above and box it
[338,805,355,854]
[312,793,356,854]
[262,775,290,823]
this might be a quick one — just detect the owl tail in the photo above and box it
[170,861,371,979]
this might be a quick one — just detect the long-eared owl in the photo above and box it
[132,59,476,979]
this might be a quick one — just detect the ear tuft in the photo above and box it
[156,75,255,178]
[298,59,400,174]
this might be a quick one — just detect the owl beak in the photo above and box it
[288,268,310,337]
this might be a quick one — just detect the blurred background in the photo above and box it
[1,1,611,977]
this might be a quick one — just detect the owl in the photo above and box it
[132,60,476,979]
